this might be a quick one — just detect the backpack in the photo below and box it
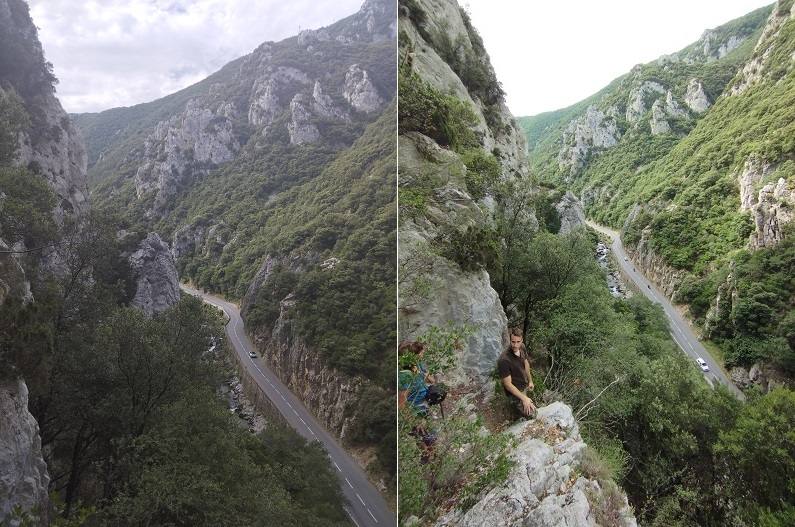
[425,383,448,405]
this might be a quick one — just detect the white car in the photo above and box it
[696,358,709,372]
[248,351,257,358]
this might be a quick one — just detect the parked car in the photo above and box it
[696,357,709,372]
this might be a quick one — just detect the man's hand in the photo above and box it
[522,395,536,415]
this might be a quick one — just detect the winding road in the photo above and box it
[586,222,745,400]
[180,284,395,527]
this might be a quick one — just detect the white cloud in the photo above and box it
[463,0,775,116]
[29,0,364,113]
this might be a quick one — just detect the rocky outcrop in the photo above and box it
[343,64,385,113]
[736,156,794,249]
[287,94,321,145]
[127,232,180,316]
[253,295,364,442]
[0,378,50,523]
[0,1,89,225]
[556,191,586,234]
[558,106,620,177]
[684,79,711,113]
[624,223,686,302]
[398,133,509,384]
[435,403,637,527]
[135,97,240,206]
[398,0,530,384]
[751,177,794,249]
[730,363,793,393]
[625,80,666,124]
[730,3,793,96]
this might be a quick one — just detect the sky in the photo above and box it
[462,0,775,116]
[28,0,365,114]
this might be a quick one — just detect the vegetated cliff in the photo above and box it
[76,0,397,489]
[398,0,525,384]
[398,0,633,524]
[0,0,183,520]
[0,0,87,519]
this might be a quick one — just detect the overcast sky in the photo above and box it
[463,0,775,116]
[29,0,364,114]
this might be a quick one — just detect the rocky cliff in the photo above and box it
[255,296,365,442]
[0,378,50,524]
[0,0,88,521]
[92,0,395,222]
[547,6,770,182]
[433,403,637,527]
[127,232,181,316]
[398,0,527,383]
[0,0,89,224]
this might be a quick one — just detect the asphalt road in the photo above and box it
[180,284,396,527]
[586,222,745,401]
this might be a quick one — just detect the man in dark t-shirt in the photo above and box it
[497,328,536,419]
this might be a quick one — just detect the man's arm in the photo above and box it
[525,358,534,392]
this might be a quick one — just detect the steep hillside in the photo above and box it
[75,0,398,491]
[521,2,795,383]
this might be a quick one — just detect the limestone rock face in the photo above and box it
[343,64,385,113]
[248,66,311,127]
[736,156,794,249]
[0,0,89,225]
[135,97,240,207]
[751,177,794,249]
[685,79,712,113]
[398,134,509,384]
[556,191,586,234]
[625,81,666,124]
[558,105,620,177]
[435,403,637,527]
[287,94,321,145]
[0,378,50,523]
[398,0,529,384]
[128,232,180,316]
[623,217,686,302]
[730,4,794,95]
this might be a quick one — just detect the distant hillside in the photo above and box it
[519,2,795,382]
[75,0,398,491]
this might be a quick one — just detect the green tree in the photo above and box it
[715,388,795,522]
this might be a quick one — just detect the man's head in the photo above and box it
[509,328,523,354]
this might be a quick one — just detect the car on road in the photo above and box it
[696,358,709,372]
[248,351,256,358]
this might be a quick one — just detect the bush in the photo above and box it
[398,70,478,151]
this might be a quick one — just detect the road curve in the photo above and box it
[586,222,745,401]
[180,284,396,527]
